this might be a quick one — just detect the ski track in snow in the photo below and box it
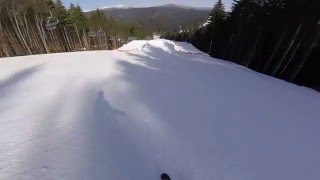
[0,39,320,180]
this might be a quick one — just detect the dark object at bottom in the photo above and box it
[161,173,171,180]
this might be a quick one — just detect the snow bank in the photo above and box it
[1,40,320,180]
[119,39,203,53]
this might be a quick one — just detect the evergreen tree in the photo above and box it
[52,0,68,25]
[88,9,108,30]
[208,0,226,28]
[207,0,227,57]
[66,4,88,29]
[166,0,320,90]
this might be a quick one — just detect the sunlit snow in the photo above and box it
[0,39,319,180]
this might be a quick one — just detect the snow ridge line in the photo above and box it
[117,49,139,52]
[117,48,207,56]
[177,50,207,56]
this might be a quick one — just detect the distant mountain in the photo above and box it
[85,4,211,32]
[100,4,133,10]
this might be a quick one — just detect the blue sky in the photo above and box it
[61,0,233,11]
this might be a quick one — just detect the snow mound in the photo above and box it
[119,39,203,53]
[119,40,147,51]
[1,40,320,180]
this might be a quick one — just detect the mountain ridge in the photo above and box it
[84,3,211,12]
[84,4,211,32]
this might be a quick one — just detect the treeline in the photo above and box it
[0,0,151,57]
[164,0,320,90]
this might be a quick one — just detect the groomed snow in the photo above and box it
[0,39,320,180]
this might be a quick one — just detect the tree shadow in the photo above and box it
[113,42,320,180]
[0,65,43,97]
[112,51,214,179]
[125,42,249,74]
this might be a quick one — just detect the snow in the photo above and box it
[101,4,133,10]
[83,3,210,12]
[199,18,212,28]
[83,4,132,12]
[1,39,320,180]
[158,4,210,10]
[159,4,194,9]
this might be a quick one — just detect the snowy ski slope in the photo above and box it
[0,39,320,180]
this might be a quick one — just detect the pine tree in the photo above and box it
[181,0,320,90]
[206,0,227,57]
[0,0,151,56]
[208,0,226,28]
[51,0,68,25]
[65,3,88,29]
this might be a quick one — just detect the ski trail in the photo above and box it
[0,40,320,180]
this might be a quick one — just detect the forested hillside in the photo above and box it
[0,0,151,57]
[85,4,210,33]
[164,0,320,90]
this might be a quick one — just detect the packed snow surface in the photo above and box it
[0,39,320,180]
